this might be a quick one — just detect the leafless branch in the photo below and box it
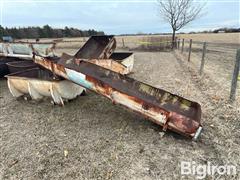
[157,0,205,31]
[157,0,205,48]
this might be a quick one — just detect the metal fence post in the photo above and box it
[188,39,192,62]
[199,42,207,75]
[230,49,240,102]
[181,39,184,53]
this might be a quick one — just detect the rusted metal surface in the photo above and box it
[0,42,55,59]
[34,55,202,139]
[5,68,85,105]
[85,59,130,74]
[110,52,134,73]
[60,52,134,75]
[74,35,116,59]
[73,36,133,73]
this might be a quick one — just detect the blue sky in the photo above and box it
[0,0,239,34]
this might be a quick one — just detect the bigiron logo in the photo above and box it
[180,161,237,179]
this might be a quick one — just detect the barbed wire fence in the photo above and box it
[176,38,240,102]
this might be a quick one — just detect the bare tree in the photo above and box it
[158,0,205,48]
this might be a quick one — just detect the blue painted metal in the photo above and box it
[65,68,93,90]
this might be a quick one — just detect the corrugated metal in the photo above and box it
[6,68,85,106]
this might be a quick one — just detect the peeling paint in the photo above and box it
[34,55,202,139]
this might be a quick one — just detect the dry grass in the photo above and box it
[1,50,239,179]
[1,33,239,179]
[177,32,240,44]
[18,32,240,53]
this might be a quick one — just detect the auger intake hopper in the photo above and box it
[74,35,116,59]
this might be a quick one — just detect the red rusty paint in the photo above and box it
[34,53,202,139]
[80,69,200,138]
[85,59,127,74]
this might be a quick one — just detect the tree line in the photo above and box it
[0,25,105,39]
[187,28,240,34]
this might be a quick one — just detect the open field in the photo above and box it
[178,32,240,44]
[1,34,240,179]
[17,33,239,54]
[19,32,240,46]
[55,33,239,53]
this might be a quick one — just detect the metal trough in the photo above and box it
[34,55,202,140]
[0,42,55,59]
[0,57,22,77]
[7,61,38,74]
[0,42,55,77]
[5,68,85,105]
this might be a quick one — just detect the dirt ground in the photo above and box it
[1,48,240,179]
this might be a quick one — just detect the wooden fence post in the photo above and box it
[188,39,192,62]
[230,49,240,102]
[177,39,180,49]
[175,37,178,49]
[181,39,184,53]
[199,42,207,75]
[122,38,125,48]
